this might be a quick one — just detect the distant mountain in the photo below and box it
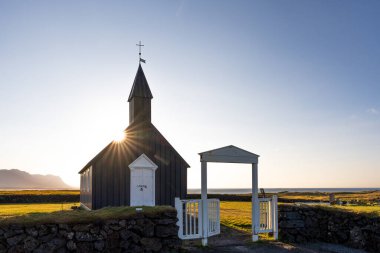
[0,169,72,189]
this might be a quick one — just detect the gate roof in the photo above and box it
[199,145,259,164]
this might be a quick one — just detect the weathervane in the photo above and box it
[136,41,146,64]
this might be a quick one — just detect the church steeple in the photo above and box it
[128,64,153,124]
[128,64,153,102]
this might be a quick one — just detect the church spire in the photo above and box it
[128,64,153,124]
[128,64,153,102]
[128,42,153,124]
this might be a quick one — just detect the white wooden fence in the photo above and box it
[258,195,278,239]
[207,199,220,236]
[175,198,221,240]
[175,195,277,241]
[175,198,202,239]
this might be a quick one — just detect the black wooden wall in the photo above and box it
[79,167,92,209]
[88,122,188,210]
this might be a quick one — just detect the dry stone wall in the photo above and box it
[278,204,380,252]
[0,209,180,253]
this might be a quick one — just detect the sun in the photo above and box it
[114,131,126,142]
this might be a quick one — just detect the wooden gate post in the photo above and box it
[201,161,208,246]
[252,163,259,241]
[272,195,278,240]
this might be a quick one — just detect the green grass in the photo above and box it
[0,193,378,229]
[0,190,79,195]
[0,203,79,219]
[0,203,174,226]
[219,201,380,234]
[220,201,252,233]
[0,201,253,232]
[277,190,380,203]
[220,201,273,240]
[317,205,380,218]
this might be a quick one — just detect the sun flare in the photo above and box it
[114,131,126,142]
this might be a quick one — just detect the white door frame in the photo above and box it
[129,153,158,206]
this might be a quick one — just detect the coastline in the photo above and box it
[187,188,380,194]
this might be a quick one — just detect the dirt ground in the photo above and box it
[181,226,368,253]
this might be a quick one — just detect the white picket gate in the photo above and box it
[175,198,220,240]
[175,198,203,239]
[258,195,278,238]
[207,199,220,236]
[175,196,278,241]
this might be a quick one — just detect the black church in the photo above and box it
[79,63,189,210]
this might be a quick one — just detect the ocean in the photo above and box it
[187,188,380,194]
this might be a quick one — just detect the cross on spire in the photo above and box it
[136,41,146,63]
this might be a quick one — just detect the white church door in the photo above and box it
[131,168,154,206]
[129,154,158,206]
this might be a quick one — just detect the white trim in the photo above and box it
[252,163,260,241]
[129,154,158,206]
[199,145,259,164]
[201,161,208,246]
[129,153,158,171]
[272,195,279,240]
[195,145,263,246]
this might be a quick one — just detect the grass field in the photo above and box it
[220,201,380,233]
[220,201,252,232]
[0,202,253,230]
[0,190,79,195]
[0,194,378,230]
[321,205,380,217]
[278,190,380,203]
[1,190,378,203]
[0,203,173,226]
[0,203,79,219]
[189,190,380,204]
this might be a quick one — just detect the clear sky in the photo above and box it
[1,1,379,189]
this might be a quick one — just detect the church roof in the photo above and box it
[78,121,190,173]
[128,64,153,102]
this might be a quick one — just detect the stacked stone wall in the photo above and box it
[0,209,180,253]
[279,204,380,252]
